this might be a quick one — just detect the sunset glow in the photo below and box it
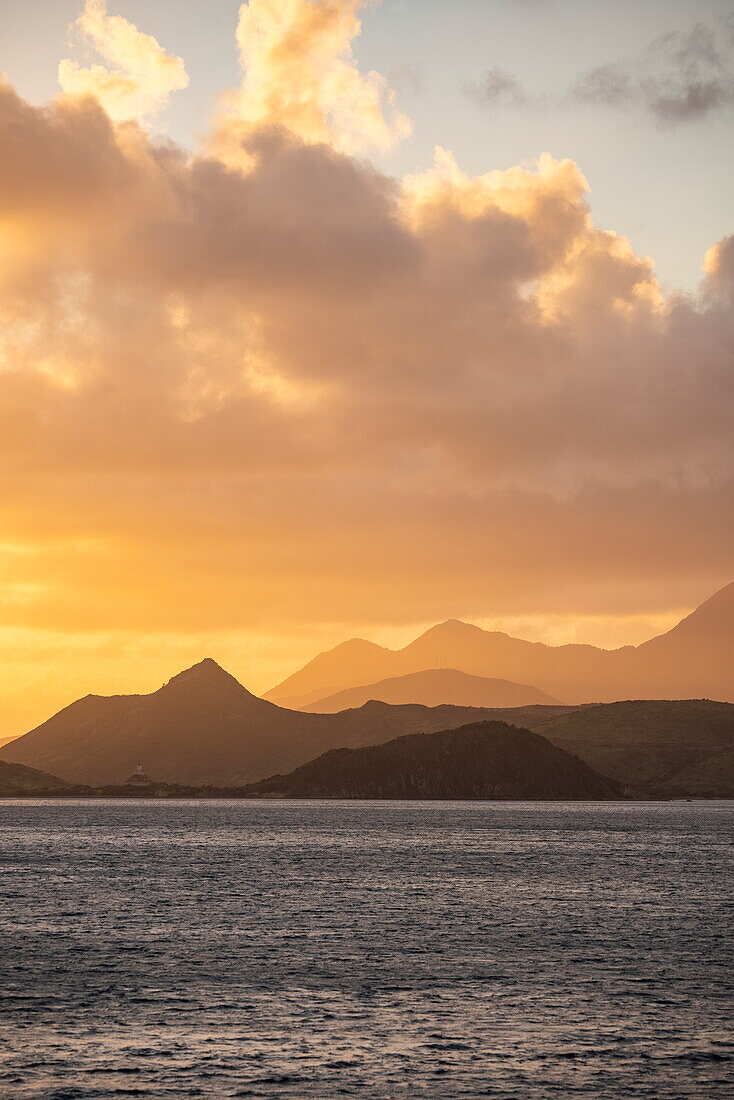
[0,0,732,735]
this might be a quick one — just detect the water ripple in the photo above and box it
[1,798,732,1098]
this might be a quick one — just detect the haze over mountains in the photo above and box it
[303,669,558,713]
[266,582,734,708]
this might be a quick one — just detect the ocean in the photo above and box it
[1,799,732,1098]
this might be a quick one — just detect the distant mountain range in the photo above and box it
[302,668,559,713]
[2,657,734,795]
[244,722,622,800]
[265,581,734,707]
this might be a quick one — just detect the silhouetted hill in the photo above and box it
[4,661,733,795]
[270,638,396,709]
[265,582,734,706]
[0,660,545,787]
[302,668,559,712]
[244,721,623,800]
[631,583,734,702]
[532,699,734,797]
[0,760,70,794]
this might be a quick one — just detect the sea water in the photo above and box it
[1,799,732,1098]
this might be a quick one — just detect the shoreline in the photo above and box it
[1,792,725,802]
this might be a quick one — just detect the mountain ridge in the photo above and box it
[265,582,734,707]
[0,664,530,787]
[2,662,734,794]
[303,668,559,713]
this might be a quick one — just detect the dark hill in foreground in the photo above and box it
[244,722,623,800]
[0,760,70,794]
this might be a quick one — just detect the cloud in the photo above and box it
[387,62,424,97]
[704,234,734,291]
[213,0,411,165]
[58,0,188,122]
[0,0,732,729]
[462,67,529,108]
[572,21,734,123]
[463,19,734,125]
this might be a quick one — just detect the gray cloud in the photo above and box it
[462,67,530,108]
[572,21,734,123]
[387,63,424,96]
[463,19,734,125]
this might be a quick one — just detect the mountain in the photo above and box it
[0,659,551,787]
[630,583,734,701]
[244,721,623,800]
[531,699,734,797]
[265,581,734,707]
[0,735,20,749]
[0,760,70,794]
[4,658,733,795]
[303,668,559,713]
[269,637,397,709]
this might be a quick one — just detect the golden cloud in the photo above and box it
[58,0,188,121]
[0,0,732,730]
[213,0,411,166]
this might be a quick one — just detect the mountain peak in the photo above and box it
[434,619,482,634]
[647,580,734,646]
[411,620,479,642]
[411,619,488,647]
[336,637,390,653]
[162,658,250,693]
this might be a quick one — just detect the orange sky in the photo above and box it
[0,0,732,735]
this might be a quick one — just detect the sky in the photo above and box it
[0,0,732,733]
[4,0,734,291]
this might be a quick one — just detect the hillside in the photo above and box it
[0,659,541,787]
[245,721,623,800]
[4,659,733,795]
[0,760,70,794]
[666,747,734,799]
[265,581,734,707]
[303,668,559,713]
[532,699,734,796]
[631,583,734,702]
